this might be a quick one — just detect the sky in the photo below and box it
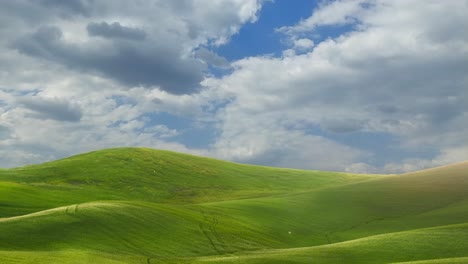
[0,0,467,173]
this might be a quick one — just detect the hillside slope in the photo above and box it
[0,148,373,217]
[0,148,467,263]
[192,223,468,264]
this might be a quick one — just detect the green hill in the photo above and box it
[0,147,467,263]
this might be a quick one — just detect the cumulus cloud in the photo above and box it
[206,0,468,171]
[278,0,370,34]
[13,26,206,94]
[17,96,82,122]
[5,0,263,94]
[194,47,231,69]
[0,82,215,167]
[213,125,368,171]
[292,38,314,52]
[0,0,262,167]
[87,22,147,40]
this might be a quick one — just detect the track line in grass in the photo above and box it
[64,204,79,216]
[199,209,229,255]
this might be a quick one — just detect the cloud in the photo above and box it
[278,0,370,34]
[143,125,179,139]
[206,0,468,171]
[13,26,206,94]
[213,126,368,171]
[0,0,265,167]
[38,0,92,17]
[0,82,216,167]
[5,0,263,94]
[321,118,366,133]
[17,96,82,122]
[0,0,467,173]
[349,145,468,174]
[87,22,147,40]
[0,125,12,140]
[293,38,314,52]
[194,47,231,69]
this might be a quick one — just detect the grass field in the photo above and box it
[0,147,467,263]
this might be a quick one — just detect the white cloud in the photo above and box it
[0,0,261,167]
[279,0,370,34]
[293,38,315,52]
[206,0,468,171]
[381,145,468,174]
[213,126,368,171]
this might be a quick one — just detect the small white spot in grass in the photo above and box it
[288,231,292,235]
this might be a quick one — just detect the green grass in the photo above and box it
[0,147,467,263]
[191,223,468,264]
[0,148,373,217]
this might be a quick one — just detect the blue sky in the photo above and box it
[217,0,357,60]
[217,0,318,60]
[0,0,467,173]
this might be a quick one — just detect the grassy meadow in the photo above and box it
[0,147,467,263]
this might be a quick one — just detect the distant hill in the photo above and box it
[0,148,467,263]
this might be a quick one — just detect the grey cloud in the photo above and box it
[13,26,205,94]
[194,48,231,69]
[362,58,467,126]
[87,22,146,41]
[377,105,398,114]
[422,98,464,124]
[322,119,366,133]
[18,96,82,122]
[381,119,400,126]
[2,0,263,96]
[13,26,62,60]
[0,142,61,168]
[37,0,92,17]
[0,1,78,25]
[221,129,367,171]
[0,125,12,140]
[0,0,92,23]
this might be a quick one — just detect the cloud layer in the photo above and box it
[6,0,261,94]
[207,0,468,171]
[0,0,467,173]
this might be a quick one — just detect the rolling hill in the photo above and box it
[0,147,467,263]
